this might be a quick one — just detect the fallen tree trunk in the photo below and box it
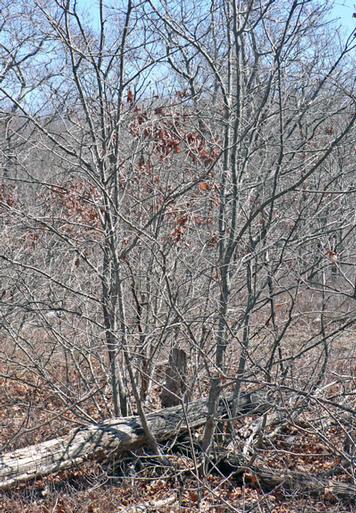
[217,455,356,502]
[0,391,265,490]
[248,466,356,503]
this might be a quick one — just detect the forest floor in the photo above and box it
[0,331,354,513]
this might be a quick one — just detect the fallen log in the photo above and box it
[0,391,265,490]
[216,454,356,503]
[247,466,356,503]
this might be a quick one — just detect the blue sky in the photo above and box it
[77,0,355,36]
[332,1,355,34]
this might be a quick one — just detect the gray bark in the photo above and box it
[249,466,356,503]
[0,391,264,490]
[160,348,188,407]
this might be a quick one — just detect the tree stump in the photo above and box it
[160,348,187,407]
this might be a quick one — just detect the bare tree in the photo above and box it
[0,0,355,507]
[147,0,356,460]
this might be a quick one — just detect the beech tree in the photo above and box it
[0,0,219,430]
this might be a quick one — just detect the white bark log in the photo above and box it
[0,392,262,490]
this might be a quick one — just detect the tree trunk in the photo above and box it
[247,466,356,503]
[217,454,356,502]
[160,348,188,407]
[0,392,264,490]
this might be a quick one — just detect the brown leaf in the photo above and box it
[199,182,210,191]
[177,215,188,226]
[325,250,338,264]
[127,88,134,103]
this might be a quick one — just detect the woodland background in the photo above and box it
[0,0,355,511]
